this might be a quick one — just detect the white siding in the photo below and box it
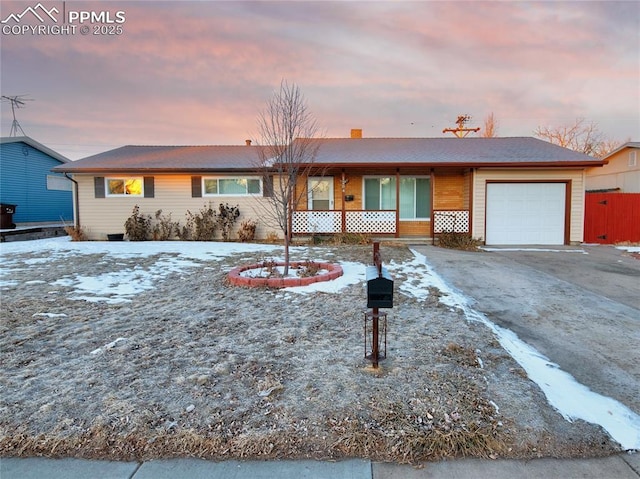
[472,169,585,244]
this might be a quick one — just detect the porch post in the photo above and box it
[395,168,400,238]
[430,168,435,245]
[341,169,346,233]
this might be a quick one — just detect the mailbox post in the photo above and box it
[365,242,393,368]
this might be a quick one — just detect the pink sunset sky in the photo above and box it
[1,0,638,160]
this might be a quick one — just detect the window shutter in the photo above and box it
[144,177,155,198]
[191,176,202,197]
[94,177,105,198]
[263,175,273,197]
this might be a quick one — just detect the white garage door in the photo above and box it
[486,183,566,245]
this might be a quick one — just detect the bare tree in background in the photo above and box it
[534,117,623,158]
[255,80,322,275]
[481,112,499,138]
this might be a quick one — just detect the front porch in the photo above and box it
[291,209,470,237]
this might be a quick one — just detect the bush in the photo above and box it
[179,203,217,241]
[329,232,372,245]
[124,205,152,241]
[296,259,321,277]
[64,225,87,241]
[217,203,240,241]
[237,219,257,242]
[152,210,179,241]
[438,232,482,251]
[265,231,280,243]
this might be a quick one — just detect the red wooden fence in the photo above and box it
[584,193,640,244]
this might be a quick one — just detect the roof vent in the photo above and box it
[245,139,252,146]
[350,129,362,139]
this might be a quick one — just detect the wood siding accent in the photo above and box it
[399,221,430,236]
[472,169,585,244]
[433,173,465,210]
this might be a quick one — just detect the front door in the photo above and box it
[307,177,334,210]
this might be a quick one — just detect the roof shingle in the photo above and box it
[53,137,603,173]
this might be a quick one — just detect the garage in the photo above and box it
[486,183,566,245]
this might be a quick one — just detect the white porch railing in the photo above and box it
[433,210,470,234]
[345,210,396,234]
[292,210,397,235]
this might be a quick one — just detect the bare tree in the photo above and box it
[534,117,623,158]
[481,112,499,138]
[254,80,322,275]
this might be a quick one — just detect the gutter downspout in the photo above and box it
[64,173,80,228]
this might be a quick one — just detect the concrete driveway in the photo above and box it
[410,244,640,418]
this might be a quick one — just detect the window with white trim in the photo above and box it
[629,151,637,167]
[106,177,143,196]
[364,176,431,220]
[203,177,262,196]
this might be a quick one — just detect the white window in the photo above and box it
[629,151,637,167]
[47,175,72,191]
[203,177,262,196]
[106,177,143,196]
[363,176,431,220]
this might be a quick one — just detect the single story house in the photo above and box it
[53,133,604,245]
[586,141,640,193]
[0,136,73,227]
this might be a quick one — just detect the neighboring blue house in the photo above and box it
[0,136,73,226]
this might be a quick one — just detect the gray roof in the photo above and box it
[53,137,603,173]
[53,145,269,173]
[306,137,602,167]
[1,136,71,164]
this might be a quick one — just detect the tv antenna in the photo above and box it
[443,114,480,138]
[2,95,33,136]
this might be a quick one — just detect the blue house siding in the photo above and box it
[0,140,73,224]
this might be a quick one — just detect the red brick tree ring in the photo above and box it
[228,261,343,288]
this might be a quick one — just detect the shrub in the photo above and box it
[152,210,179,241]
[438,232,482,251]
[329,232,372,245]
[265,231,280,243]
[217,203,240,241]
[237,219,257,242]
[179,203,217,241]
[124,205,152,241]
[296,259,321,277]
[64,225,87,241]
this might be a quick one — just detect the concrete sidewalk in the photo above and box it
[2,454,639,479]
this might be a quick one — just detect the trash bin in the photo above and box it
[0,204,17,229]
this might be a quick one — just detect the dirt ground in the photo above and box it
[0,242,623,463]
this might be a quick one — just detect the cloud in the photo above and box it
[1,0,637,158]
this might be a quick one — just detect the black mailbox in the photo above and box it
[366,265,393,308]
